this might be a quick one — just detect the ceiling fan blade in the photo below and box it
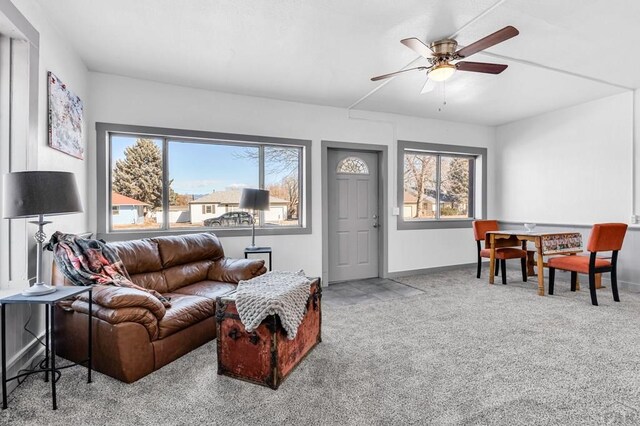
[456,26,519,59]
[401,37,433,59]
[371,66,429,82]
[421,78,435,94]
[456,61,508,74]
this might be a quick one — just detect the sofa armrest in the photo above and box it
[71,299,159,340]
[76,285,166,320]
[208,257,267,284]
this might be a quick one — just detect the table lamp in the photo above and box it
[2,171,83,296]
[239,188,269,251]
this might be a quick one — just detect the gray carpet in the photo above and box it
[3,266,640,425]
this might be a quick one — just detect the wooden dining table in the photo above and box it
[486,230,583,296]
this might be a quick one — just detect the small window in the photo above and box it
[398,140,486,230]
[336,156,369,174]
[112,206,120,216]
[403,151,473,220]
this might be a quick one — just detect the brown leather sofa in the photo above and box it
[52,233,266,383]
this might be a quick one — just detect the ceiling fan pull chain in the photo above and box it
[443,81,447,106]
[439,82,447,112]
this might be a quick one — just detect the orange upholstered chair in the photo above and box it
[472,220,527,285]
[548,223,627,306]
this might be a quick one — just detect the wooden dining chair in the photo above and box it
[548,223,627,306]
[472,220,527,285]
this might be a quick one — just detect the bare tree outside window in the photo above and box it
[237,146,302,226]
[403,151,473,220]
[403,153,437,218]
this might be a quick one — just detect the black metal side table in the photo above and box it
[1,286,93,410]
[244,247,272,271]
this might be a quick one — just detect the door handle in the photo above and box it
[373,222,380,228]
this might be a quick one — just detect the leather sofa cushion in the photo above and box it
[163,261,213,293]
[157,293,215,339]
[173,280,236,301]
[129,271,168,294]
[154,233,224,268]
[209,258,267,283]
[109,239,162,275]
[72,299,160,340]
[77,285,166,320]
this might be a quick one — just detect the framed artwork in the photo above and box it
[48,71,84,159]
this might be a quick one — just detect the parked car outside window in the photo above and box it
[204,211,254,227]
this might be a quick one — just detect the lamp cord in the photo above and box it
[4,305,49,401]
[23,304,46,348]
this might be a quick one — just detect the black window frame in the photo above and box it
[96,123,312,241]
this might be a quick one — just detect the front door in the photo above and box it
[328,150,379,282]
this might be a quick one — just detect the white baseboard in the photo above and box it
[387,262,477,278]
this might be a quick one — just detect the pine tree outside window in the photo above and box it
[111,136,164,230]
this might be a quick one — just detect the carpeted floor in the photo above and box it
[3,266,640,425]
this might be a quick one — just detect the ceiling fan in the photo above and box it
[371,26,519,93]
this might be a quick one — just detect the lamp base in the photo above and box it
[22,282,57,296]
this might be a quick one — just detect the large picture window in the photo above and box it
[398,141,486,230]
[97,124,311,238]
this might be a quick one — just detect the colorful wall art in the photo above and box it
[48,71,84,159]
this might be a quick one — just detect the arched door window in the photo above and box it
[336,156,369,174]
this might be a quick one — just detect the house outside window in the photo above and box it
[398,140,487,230]
[96,123,311,239]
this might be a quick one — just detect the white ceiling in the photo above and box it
[34,0,639,125]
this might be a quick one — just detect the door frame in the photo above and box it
[321,141,388,286]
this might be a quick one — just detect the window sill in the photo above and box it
[397,218,474,230]
[97,226,311,242]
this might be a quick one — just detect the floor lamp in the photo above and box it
[239,188,270,251]
[2,171,83,296]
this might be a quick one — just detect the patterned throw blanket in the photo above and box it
[45,232,171,307]
[235,270,311,340]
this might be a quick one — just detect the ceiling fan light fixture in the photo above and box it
[428,63,456,82]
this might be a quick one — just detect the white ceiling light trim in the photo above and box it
[479,50,633,91]
[347,57,423,110]
[448,0,510,39]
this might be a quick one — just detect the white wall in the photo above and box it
[495,92,633,224]
[88,72,496,277]
[495,91,640,289]
[3,0,90,393]
[12,0,90,234]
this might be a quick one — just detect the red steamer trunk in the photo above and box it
[216,278,321,389]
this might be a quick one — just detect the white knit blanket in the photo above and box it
[235,270,311,340]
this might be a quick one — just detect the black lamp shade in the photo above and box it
[2,171,83,218]
[239,188,270,211]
